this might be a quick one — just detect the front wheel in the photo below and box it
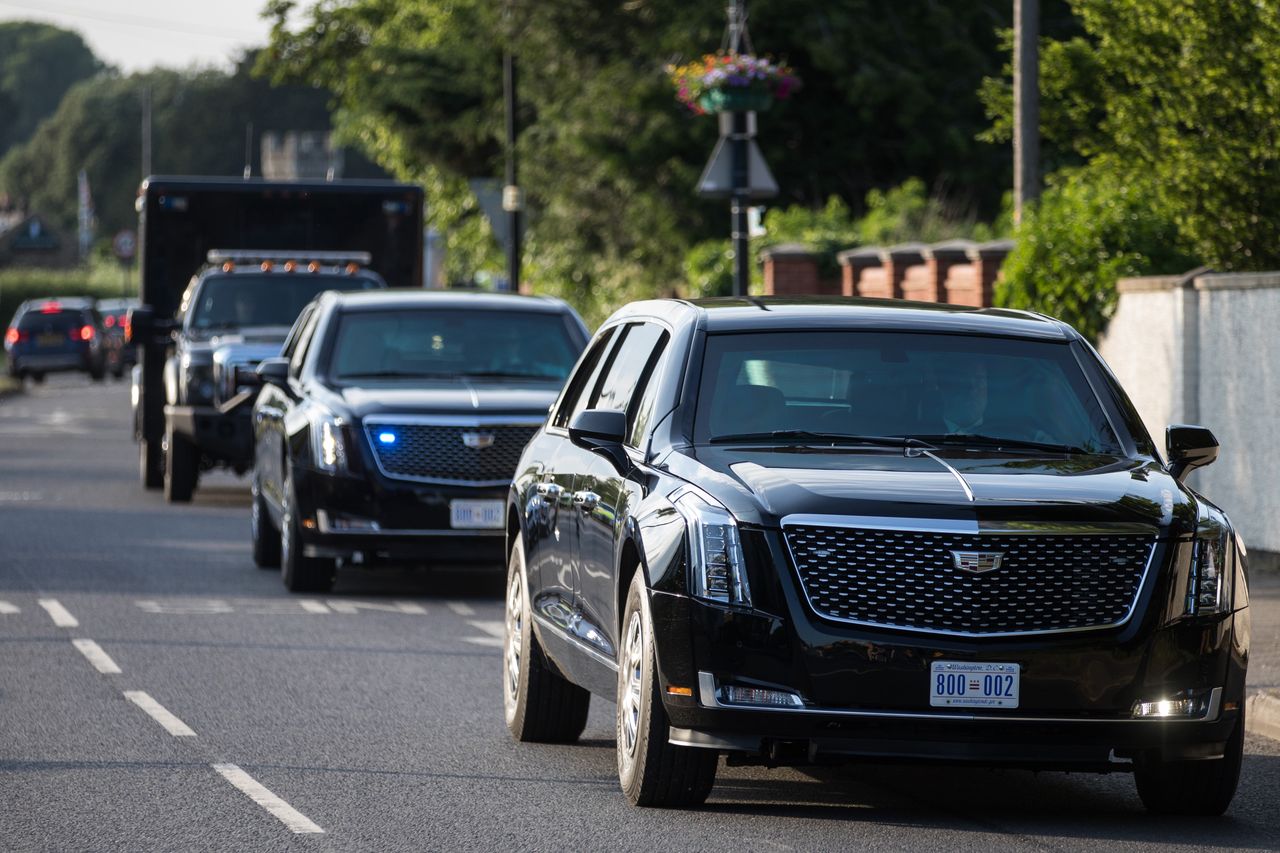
[251,477,281,569]
[503,536,590,742]
[164,423,197,503]
[279,467,334,593]
[1134,707,1244,815]
[616,571,717,807]
[139,438,163,489]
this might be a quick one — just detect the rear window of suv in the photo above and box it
[695,331,1123,454]
[18,308,84,330]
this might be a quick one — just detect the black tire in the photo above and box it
[139,438,163,489]
[503,537,590,743]
[616,571,717,807]
[1134,706,1244,815]
[279,467,334,593]
[29,372,44,384]
[89,364,105,382]
[164,423,197,503]
[251,478,281,569]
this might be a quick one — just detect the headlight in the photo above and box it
[310,413,348,473]
[182,358,215,404]
[1186,529,1230,617]
[675,492,751,607]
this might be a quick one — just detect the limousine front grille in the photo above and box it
[783,523,1156,636]
[364,419,539,486]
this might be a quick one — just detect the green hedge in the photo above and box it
[0,266,136,325]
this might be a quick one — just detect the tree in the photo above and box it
[259,0,1018,321]
[0,22,101,160]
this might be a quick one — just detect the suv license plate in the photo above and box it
[930,661,1020,709]
[450,500,504,530]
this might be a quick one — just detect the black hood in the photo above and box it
[326,378,559,420]
[666,445,1196,533]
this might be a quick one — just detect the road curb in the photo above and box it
[1246,690,1280,741]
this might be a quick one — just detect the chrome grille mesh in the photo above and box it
[784,525,1155,635]
[365,422,537,485]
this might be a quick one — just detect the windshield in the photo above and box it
[328,309,581,382]
[695,331,1123,454]
[186,274,381,330]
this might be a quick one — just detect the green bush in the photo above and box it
[997,164,1195,342]
[0,265,135,325]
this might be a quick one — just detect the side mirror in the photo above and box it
[255,357,291,390]
[569,409,629,471]
[1167,424,1219,483]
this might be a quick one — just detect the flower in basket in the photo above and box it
[667,53,800,115]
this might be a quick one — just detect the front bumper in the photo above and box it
[291,464,506,566]
[11,351,89,373]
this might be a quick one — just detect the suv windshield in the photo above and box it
[695,331,1123,454]
[187,274,381,330]
[328,309,580,382]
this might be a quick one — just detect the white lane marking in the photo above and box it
[38,599,78,628]
[0,601,19,614]
[72,639,122,674]
[123,691,196,737]
[325,599,427,615]
[447,601,476,617]
[465,636,505,648]
[297,600,330,614]
[468,620,505,638]
[0,491,43,502]
[211,763,325,834]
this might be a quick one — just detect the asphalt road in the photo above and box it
[3,376,1280,852]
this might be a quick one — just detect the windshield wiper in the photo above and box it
[911,433,1092,454]
[709,430,933,449]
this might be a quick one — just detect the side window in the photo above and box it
[628,345,670,448]
[590,323,669,444]
[288,309,322,377]
[551,327,616,429]
[280,305,315,361]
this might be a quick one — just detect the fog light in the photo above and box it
[1132,687,1221,719]
[316,510,381,533]
[720,685,804,709]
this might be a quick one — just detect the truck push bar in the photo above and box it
[206,249,373,266]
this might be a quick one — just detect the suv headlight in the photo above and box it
[1186,531,1230,616]
[675,492,751,607]
[182,357,215,404]
[310,413,348,473]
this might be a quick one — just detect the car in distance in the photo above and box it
[4,298,108,383]
[501,297,1248,813]
[95,297,139,378]
[143,251,386,503]
[249,289,588,592]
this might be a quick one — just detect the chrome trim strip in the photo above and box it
[781,513,1159,536]
[315,509,502,536]
[362,414,542,487]
[922,450,975,502]
[696,672,1222,723]
[532,612,619,672]
[780,515,1160,638]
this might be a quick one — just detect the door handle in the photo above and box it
[573,490,599,511]
[536,482,563,498]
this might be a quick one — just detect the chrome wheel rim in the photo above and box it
[280,486,292,568]
[620,611,644,759]
[504,571,523,702]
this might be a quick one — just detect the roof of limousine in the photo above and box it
[610,296,1077,341]
[325,288,576,314]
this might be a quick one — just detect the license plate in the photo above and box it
[37,333,63,347]
[449,499,504,529]
[930,661,1020,709]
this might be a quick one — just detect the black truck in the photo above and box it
[128,177,424,499]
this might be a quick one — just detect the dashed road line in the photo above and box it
[0,600,19,615]
[38,598,78,628]
[212,764,325,834]
[466,619,506,647]
[297,600,330,614]
[71,639,122,674]
[124,691,196,737]
[447,601,476,617]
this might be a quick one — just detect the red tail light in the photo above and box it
[124,315,133,343]
[78,325,94,341]
[4,328,21,346]
[40,302,61,314]
[104,315,116,328]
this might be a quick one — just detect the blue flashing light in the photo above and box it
[378,431,397,445]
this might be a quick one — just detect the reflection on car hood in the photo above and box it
[670,446,1194,531]
[335,379,559,418]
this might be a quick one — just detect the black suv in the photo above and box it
[502,297,1248,813]
[249,289,588,592]
[149,251,386,502]
[5,298,108,382]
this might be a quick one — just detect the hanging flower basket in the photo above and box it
[668,53,800,116]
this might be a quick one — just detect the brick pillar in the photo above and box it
[966,239,1015,307]
[761,243,821,296]
[922,240,976,305]
[879,244,926,300]
[837,247,884,297]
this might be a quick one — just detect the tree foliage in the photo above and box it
[0,55,380,240]
[259,0,1016,321]
[0,22,101,162]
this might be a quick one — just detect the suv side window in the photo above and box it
[552,327,617,429]
[288,309,322,377]
[590,322,669,444]
[280,305,315,361]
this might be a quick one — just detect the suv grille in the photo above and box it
[784,525,1156,636]
[364,421,538,485]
